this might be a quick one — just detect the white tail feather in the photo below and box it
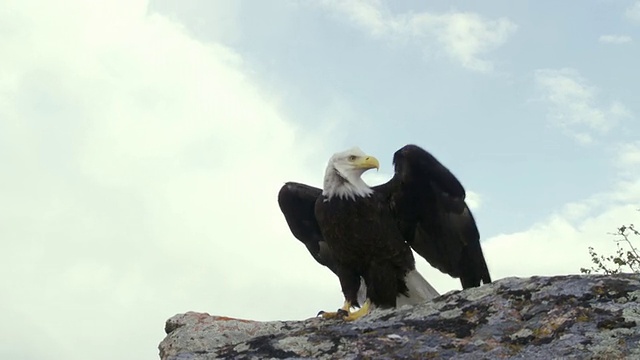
[396,269,439,307]
[354,270,439,308]
[356,277,367,306]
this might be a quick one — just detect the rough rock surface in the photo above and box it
[159,274,640,359]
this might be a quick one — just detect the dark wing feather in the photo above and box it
[277,182,339,274]
[375,144,491,289]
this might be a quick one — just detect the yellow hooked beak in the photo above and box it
[354,155,380,171]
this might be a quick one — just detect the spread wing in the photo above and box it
[277,182,339,275]
[375,145,491,289]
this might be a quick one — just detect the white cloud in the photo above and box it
[319,1,517,72]
[423,13,517,72]
[323,0,391,37]
[466,191,482,211]
[598,35,633,44]
[626,1,640,22]
[0,1,342,359]
[617,142,640,168]
[482,180,640,280]
[534,68,631,144]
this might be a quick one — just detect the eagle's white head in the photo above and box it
[322,147,380,200]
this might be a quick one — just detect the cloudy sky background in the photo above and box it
[2,1,639,359]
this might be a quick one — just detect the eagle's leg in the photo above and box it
[343,299,371,321]
[317,300,351,319]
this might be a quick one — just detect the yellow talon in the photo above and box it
[318,300,351,319]
[343,299,371,321]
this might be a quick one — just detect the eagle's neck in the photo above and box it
[322,165,373,201]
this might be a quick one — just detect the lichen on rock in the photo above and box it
[159,274,640,359]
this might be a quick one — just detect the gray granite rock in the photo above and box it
[159,274,640,359]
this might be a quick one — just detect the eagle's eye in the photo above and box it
[348,155,357,161]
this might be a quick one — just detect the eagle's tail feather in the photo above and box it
[356,277,367,307]
[396,269,439,307]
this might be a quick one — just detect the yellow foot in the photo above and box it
[317,299,372,321]
[317,300,351,319]
[343,299,371,321]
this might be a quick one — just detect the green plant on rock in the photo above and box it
[581,221,639,275]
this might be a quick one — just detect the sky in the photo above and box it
[1,1,639,359]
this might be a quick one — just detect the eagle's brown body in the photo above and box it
[315,192,414,307]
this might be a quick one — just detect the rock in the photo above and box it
[159,274,640,359]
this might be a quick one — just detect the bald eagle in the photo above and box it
[278,144,491,320]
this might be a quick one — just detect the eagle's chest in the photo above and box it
[315,196,384,256]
